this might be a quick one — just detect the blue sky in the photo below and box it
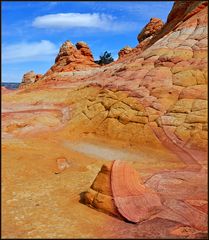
[2,1,174,83]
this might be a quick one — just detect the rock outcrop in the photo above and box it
[75,41,95,61]
[137,18,164,43]
[118,46,133,59]
[8,0,208,151]
[83,162,122,218]
[48,40,98,73]
[117,18,164,60]
[19,71,43,88]
[83,160,162,222]
[145,1,208,50]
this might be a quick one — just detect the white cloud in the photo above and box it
[2,40,58,63]
[32,12,137,32]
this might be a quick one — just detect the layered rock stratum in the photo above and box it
[2,1,208,239]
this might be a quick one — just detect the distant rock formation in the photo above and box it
[1,86,11,94]
[47,40,99,73]
[22,71,36,84]
[118,46,133,59]
[75,41,95,61]
[137,18,164,43]
[135,17,164,53]
[19,71,43,88]
[117,18,164,60]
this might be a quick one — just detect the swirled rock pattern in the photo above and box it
[83,160,162,223]
[111,160,162,223]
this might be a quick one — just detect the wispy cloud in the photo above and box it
[82,2,174,22]
[118,2,174,22]
[2,40,58,63]
[32,12,138,32]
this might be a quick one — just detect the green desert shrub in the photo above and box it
[96,51,114,65]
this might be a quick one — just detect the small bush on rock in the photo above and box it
[96,51,114,65]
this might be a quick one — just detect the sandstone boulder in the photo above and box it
[55,40,76,64]
[83,160,162,223]
[83,162,122,218]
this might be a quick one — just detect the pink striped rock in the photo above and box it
[111,160,162,223]
[83,160,162,223]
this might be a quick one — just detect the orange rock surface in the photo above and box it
[118,46,133,59]
[47,40,98,74]
[137,17,164,42]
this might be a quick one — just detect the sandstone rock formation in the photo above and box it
[75,41,95,61]
[47,40,98,74]
[111,160,162,223]
[118,46,133,59]
[19,71,43,88]
[137,18,164,43]
[83,162,122,218]
[83,160,162,223]
[135,18,164,53]
[117,18,164,60]
[145,1,208,50]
